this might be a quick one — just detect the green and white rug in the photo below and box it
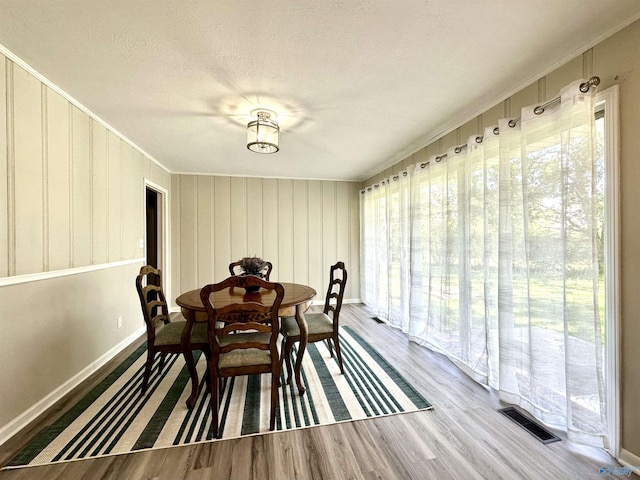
[5,327,432,469]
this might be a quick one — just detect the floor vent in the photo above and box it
[498,407,561,444]
[371,316,384,323]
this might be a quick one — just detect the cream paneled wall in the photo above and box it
[0,55,170,277]
[0,51,171,440]
[171,174,361,304]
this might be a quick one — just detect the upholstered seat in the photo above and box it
[280,312,333,337]
[217,332,272,368]
[154,321,207,346]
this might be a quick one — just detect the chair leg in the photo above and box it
[141,348,155,395]
[326,338,334,358]
[333,332,344,374]
[270,362,280,431]
[203,348,211,386]
[158,352,167,374]
[283,337,295,385]
[209,364,219,438]
[278,337,286,387]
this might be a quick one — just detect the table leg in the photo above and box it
[180,309,199,409]
[294,305,308,395]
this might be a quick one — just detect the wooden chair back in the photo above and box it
[200,275,284,364]
[136,265,170,344]
[323,261,347,328]
[200,275,284,436]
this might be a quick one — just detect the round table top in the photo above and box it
[175,282,316,312]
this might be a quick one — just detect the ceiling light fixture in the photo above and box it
[247,110,279,153]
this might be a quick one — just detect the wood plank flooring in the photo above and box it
[0,304,620,479]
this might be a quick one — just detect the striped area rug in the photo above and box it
[5,326,432,469]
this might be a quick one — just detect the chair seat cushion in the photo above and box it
[155,321,207,346]
[217,331,273,369]
[281,312,333,338]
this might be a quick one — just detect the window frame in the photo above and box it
[597,85,620,457]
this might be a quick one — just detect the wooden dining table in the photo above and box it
[175,282,317,409]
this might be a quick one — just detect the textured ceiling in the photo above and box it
[1,1,640,181]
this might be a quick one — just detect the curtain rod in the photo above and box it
[419,76,601,168]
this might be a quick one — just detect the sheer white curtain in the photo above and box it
[496,81,605,446]
[360,79,607,446]
[409,144,497,385]
[360,173,411,326]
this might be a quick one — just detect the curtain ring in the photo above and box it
[402,171,408,176]
[420,162,428,168]
[508,119,517,128]
[534,106,545,115]
[493,127,500,135]
[580,76,600,93]
[475,136,483,144]
[454,146,462,154]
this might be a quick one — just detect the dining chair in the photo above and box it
[228,258,273,280]
[135,265,209,396]
[200,275,284,437]
[280,261,347,383]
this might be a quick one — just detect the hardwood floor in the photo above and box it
[0,304,619,479]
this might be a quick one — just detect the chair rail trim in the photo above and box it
[0,258,145,287]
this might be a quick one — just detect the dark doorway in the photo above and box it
[145,187,160,269]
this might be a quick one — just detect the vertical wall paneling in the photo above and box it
[336,181,350,270]
[71,106,91,267]
[213,176,230,277]
[135,151,145,258]
[349,183,361,300]
[509,83,537,116]
[583,49,594,79]
[13,65,43,275]
[46,88,71,271]
[229,177,248,261]
[135,151,146,258]
[41,85,48,271]
[171,174,182,297]
[545,56,583,102]
[292,180,309,285]
[246,177,263,256]
[120,144,136,260]
[261,179,279,278]
[0,56,9,277]
[277,179,294,281]
[196,176,213,286]
[172,174,361,301]
[322,182,337,289]
[92,121,108,264]
[107,131,122,262]
[179,175,197,290]
[537,77,546,103]
[307,180,324,294]
[458,120,478,146]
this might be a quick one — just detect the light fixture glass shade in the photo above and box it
[247,111,279,153]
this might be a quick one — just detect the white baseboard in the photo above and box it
[619,449,640,477]
[0,326,145,446]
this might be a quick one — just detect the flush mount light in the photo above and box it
[247,110,279,153]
